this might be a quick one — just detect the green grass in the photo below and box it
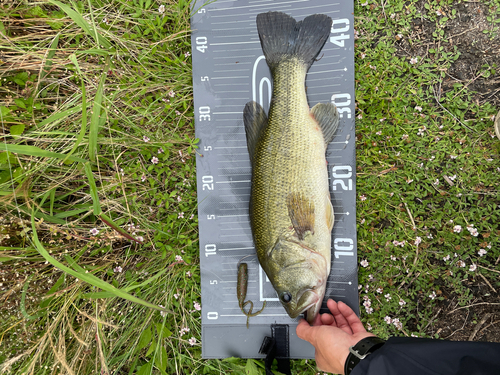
[0,0,499,374]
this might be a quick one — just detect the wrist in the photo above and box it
[343,336,385,375]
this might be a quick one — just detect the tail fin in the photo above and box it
[256,12,332,71]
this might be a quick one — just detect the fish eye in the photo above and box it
[280,292,292,304]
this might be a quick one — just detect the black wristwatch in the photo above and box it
[344,336,386,375]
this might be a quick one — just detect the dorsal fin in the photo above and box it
[243,101,268,165]
[310,103,340,145]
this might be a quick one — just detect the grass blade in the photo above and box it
[62,54,88,164]
[21,275,47,320]
[31,214,170,314]
[36,103,85,129]
[88,60,108,162]
[83,162,102,215]
[0,144,87,163]
[41,34,60,80]
[99,213,142,244]
[47,0,111,49]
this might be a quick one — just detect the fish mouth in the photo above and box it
[303,291,323,324]
[286,289,321,321]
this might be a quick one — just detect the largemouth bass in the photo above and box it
[244,12,339,324]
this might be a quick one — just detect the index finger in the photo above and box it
[338,301,367,334]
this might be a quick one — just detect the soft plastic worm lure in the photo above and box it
[237,261,266,328]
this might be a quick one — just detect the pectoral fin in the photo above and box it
[287,192,315,240]
[243,101,268,164]
[311,102,340,145]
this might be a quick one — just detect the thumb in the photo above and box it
[296,319,315,344]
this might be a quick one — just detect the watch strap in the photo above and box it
[344,336,385,375]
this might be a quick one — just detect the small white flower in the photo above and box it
[385,293,392,301]
[401,134,409,140]
[376,287,383,293]
[443,255,450,261]
[360,259,369,267]
[143,135,150,142]
[90,228,99,236]
[136,236,144,242]
[392,318,403,330]
[384,316,392,324]
[469,264,477,272]
[114,266,122,273]
[414,106,422,112]
[159,304,167,317]
[457,260,466,268]
[159,5,165,14]
[360,53,366,59]
[453,225,462,233]
[415,237,422,245]
[417,126,426,136]
[478,249,487,257]
[188,337,196,346]
[184,51,191,58]
[399,299,406,306]
[174,293,180,299]
[429,291,437,300]
[175,255,183,262]
[151,156,159,164]
[410,57,418,64]
[467,225,479,237]
[360,195,367,201]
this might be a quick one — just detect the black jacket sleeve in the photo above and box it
[351,337,500,375]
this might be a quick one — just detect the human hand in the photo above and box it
[296,299,375,374]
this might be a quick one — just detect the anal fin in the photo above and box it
[243,101,268,164]
[287,192,315,241]
[311,103,340,145]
